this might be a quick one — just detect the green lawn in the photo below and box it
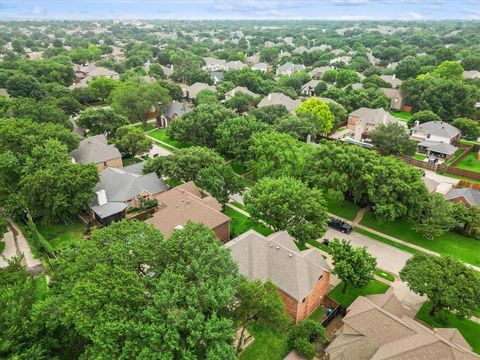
[438,172,480,185]
[445,148,466,166]
[416,302,480,354]
[460,139,480,146]
[413,153,426,161]
[308,306,327,322]
[122,157,142,166]
[135,123,155,132]
[34,275,48,300]
[329,279,390,308]
[374,269,395,282]
[360,212,480,267]
[307,239,332,254]
[37,221,86,250]
[389,110,412,121]
[354,227,422,255]
[240,323,290,360]
[230,201,246,211]
[324,195,362,221]
[148,129,191,149]
[455,152,480,173]
[224,207,274,238]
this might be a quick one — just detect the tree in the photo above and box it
[451,118,480,141]
[322,70,337,84]
[215,116,270,162]
[275,115,318,141]
[40,221,241,358]
[225,92,258,113]
[167,103,236,148]
[335,69,361,88]
[77,108,129,138]
[114,125,152,157]
[148,63,165,79]
[195,89,218,105]
[233,280,290,353]
[396,56,421,80]
[369,123,417,156]
[400,253,480,317]
[4,97,69,127]
[110,82,171,126]
[245,176,328,245]
[432,61,464,81]
[327,102,348,127]
[414,194,459,240]
[296,98,335,134]
[408,110,441,128]
[330,239,377,294]
[314,81,328,96]
[251,104,289,125]
[196,164,244,205]
[87,76,119,102]
[260,47,279,63]
[289,320,328,360]
[5,73,44,99]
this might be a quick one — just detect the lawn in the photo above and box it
[329,279,390,308]
[389,110,412,122]
[239,323,290,360]
[37,221,86,250]
[455,152,480,173]
[324,194,362,221]
[148,129,191,149]
[354,227,422,255]
[224,207,274,238]
[444,148,466,166]
[438,172,480,185]
[308,306,327,322]
[230,201,246,211]
[413,153,426,161]
[135,123,156,132]
[360,212,480,267]
[416,302,480,354]
[374,269,395,282]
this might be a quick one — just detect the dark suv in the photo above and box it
[328,217,353,234]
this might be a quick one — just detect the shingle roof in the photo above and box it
[445,187,480,207]
[257,92,302,112]
[380,75,402,88]
[413,121,461,139]
[226,230,330,301]
[70,134,121,164]
[162,101,191,119]
[426,142,458,155]
[226,86,258,98]
[184,82,215,99]
[349,107,403,126]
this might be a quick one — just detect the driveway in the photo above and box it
[323,228,413,275]
[148,143,172,157]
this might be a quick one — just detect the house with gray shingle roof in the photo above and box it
[224,86,258,100]
[347,108,406,141]
[276,62,306,77]
[412,121,461,160]
[226,230,331,323]
[301,79,320,96]
[70,134,122,171]
[251,62,269,73]
[182,82,215,101]
[158,101,192,128]
[445,187,480,207]
[257,92,302,113]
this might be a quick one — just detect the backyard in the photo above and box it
[360,211,480,267]
[239,323,290,360]
[324,194,362,221]
[389,111,412,122]
[37,220,86,250]
[147,129,191,149]
[416,302,480,354]
[224,206,274,238]
[454,152,480,173]
[329,279,390,308]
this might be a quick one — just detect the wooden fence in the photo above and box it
[457,180,480,190]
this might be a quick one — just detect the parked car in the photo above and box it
[322,238,330,246]
[328,217,353,234]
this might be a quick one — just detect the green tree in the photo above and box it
[260,47,280,63]
[408,110,441,128]
[233,280,290,353]
[5,73,44,99]
[414,194,459,240]
[327,102,348,127]
[114,125,152,157]
[322,69,337,84]
[77,108,129,138]
[87,76,119,102]
[275,115,318,141]
[4,97,69,127]
[289,320,328,360]
[314,81,328,96]
[148,63,165,79]
[451,118,480,141]
[400,253,480,317]
[432,61,464,81]
[396,56,421,80]
[335,69,361,88]
[251,104,289,124]
[296,98,335,134]
[225,92,258,113]
[245,176,328,245]
[195,89,218,105]
[370,123,417,156]
[330,239,377,293]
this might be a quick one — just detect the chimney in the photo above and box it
[96,190,107,206]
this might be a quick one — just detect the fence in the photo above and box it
[457,180,480,191]
[126,207,156,221]
[321,295,346,328]
[437,165,480,181]
[395,155,438,171]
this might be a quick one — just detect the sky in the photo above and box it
[1,0,480,21]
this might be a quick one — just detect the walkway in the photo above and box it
[145,134,177,153]
[352,205,371,224]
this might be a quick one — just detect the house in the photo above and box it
[225,60,247,71]
[257,93,302,113]
[411,121,461,160]
[347,108,406,141]
[70,63,119,89]
[183,82,215,101]
[278,50,291,58]
[70,134,122,171]
[225,86,258,100]
[251,62,269,73]
[464,70,480,80]
[309,66,332,79]
[349,82,364,90]
[160,64,174,77]
[246,53,260,65]
[293,46,309,54]
[210,71,224,85]
[90,162,168,225]
[330,56,351,65]
[381,88,405,110]
[301,80,320,96]
[146,182,230,242]
[226,230,331,323]
[445,187,480,207]
[326,292,479,360]
[276,62,306,77]
[380,74,402,88]
[158,101,191,128]
[418,141,458,161]
[316,97,339,105]
[202,57,227,71]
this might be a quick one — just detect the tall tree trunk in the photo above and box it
[342,281,348,294]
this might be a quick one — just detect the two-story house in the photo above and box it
[411,121,461,161]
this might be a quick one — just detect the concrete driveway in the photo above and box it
[148,143,172,157]
[323,228,413,275]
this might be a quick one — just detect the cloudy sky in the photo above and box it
[1,0,479,20]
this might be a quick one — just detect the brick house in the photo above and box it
[347,107,406,141]
[226,230,331,323]
[444,187,480,208]
[70,134,123,171]
[146,182,230,242]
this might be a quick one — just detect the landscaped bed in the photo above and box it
[239,323,290,360]
[148,129,191,149]
[360,212,480,267]
[37,221,86,250]
[329,279,390,308]
[454,152,480,173]
[224,207,274,238]
[324,194,362,221]
[416,302,480,354]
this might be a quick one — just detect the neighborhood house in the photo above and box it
[347,107,407,142]
[70,134,123,171]
[411,121,461,161]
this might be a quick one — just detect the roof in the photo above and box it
[381,87,403,99]
[308,66,332,77]
[277,62,305,73]
[252,62,268,70]
[301,79,320,91]
[146,181,229,238]
[413,121,461,139]
[349,107,404,126]
[445,187,480,207]
[93,162,168,203]
[184,82,215,99]
[162,101,191,119]
[464,70,480,79]
[226,86,258,98]
[226,230,330,301]
[90,202,127,219]
[203,57,227,66]
[326,295,479,360]
[70,134,121,164]
[380,74,402,88]
[316,96,339,105]
[257,92,302,112]
[226,60,247,70]
[426,142,458,155]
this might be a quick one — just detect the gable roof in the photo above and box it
[257,92,302,112]
[464,70,480,79]
[380,74,402,88]
[162,101,191,119]
[301,79,320,91]
[445,187,480,207]
[70,134,121,164]
[226,230,330,301]
[413,121,461,139]
[226,86,258,98]
[184,82,215,99]
[349,107,404,126]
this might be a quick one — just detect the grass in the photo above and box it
[148,129,191,149]
[460,139,479,146]
[438,172,480,185]
[122,156,142,166]
[308,306,327,322]
[374,269,395,282]
[37,221,86,250]
[360,212,480,267]
[135,123,156,132]
[307,239,332,254]
[455,152,480,173]
[231,161,248,175]
[389,110,412,121]
[413,153,426,161]
[354,227,422,255]
[34,275,48,300]
[416,302,480,354]
[324,194,362,221]
[239,323,290,360]
[230,201,246,211]
[444,148,466,166]
[329,279,390,308]
[224,207,274,238]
